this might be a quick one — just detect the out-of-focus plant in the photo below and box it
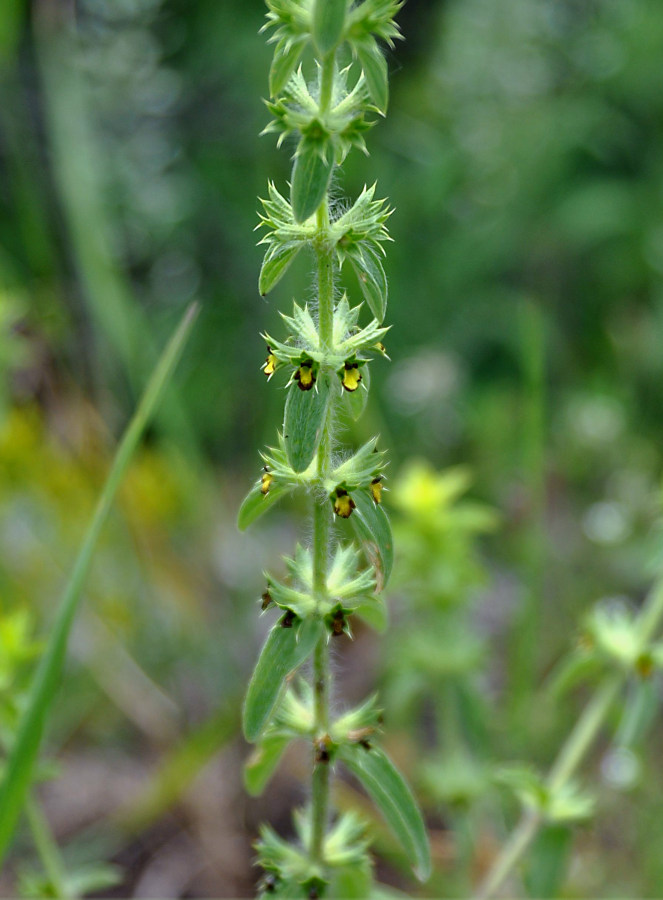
[386,461,497,798]
[237,1,431,896]
[382,461,497,892]
[0,305,197,894]
[477,578,663,899]
[0,290,28,426]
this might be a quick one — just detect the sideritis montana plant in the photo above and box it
[237,1,431,896]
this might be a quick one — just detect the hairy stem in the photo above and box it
[310,194,335,867]
[476,580,663,900]
[319,54,335,113]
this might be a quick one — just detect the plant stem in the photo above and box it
[476,579,663,900]
[310,193,335,867]
[319,54,335,113]
[546,675,620,794]
[25,795,71,899]
[475,808,540,900]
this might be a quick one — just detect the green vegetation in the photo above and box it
[2,0,663,897]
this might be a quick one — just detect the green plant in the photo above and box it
[238,1,430,896]
[385,462,497,892]
[477,581,663,899]
[0,303,198,892]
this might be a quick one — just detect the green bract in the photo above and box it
[240,1,429,896]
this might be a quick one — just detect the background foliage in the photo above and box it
[2,0,663,896]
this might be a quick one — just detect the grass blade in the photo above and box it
[0,303,199,863]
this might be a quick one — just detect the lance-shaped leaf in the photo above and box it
[291,137,334,223]
[356,40,389,113]
[339,744,431,882]
[312,0,347,54]
[350,244,387,322]
[244,734,292,796]
[259,242,303,296]
[237,480,296,531]
[350,489,393,591]
[270,37,307,97]
[284,375,331,472]
[243,615,322,743]
[524,825,572,900]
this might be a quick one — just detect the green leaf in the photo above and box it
[0,304,199,865]
[238,480,296,531]
[343,364,370,421]
[0,0,23,62]
[330,862,373,898]
[350,489,394,591]
[312,0,347,54]
[356,41,388,113]
[243,616,322,743]
[547,651,603,700]
[350,245,387,322]
[339,744,431,882]
[291,138,334,223]
[259,243,303,296]
[270,38,307,97]
[524,825,572,899]
[616,679,658,746]
[244,734,292,796]
[284,375,331,473]
[354,595,388,633]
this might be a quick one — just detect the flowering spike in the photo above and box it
[239,0,431,893]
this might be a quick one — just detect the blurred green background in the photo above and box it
[2,0,663,896]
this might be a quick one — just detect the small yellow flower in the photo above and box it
[369,477,383,504]
[341,363,362,392]
[294,361,316,391]
[263,347,278,378]
[261,470,274,494]
[333,487,356,518]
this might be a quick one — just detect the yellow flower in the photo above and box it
[263,347,278,378]
[333,487,356,518]
[294,361,316,391]
[261,470,274,494]
[369,477,383,504]
[341,363,362,392]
